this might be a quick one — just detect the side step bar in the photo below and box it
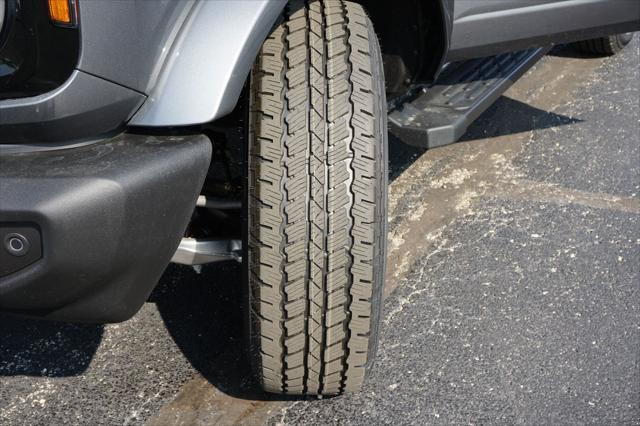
[389,47,550,148]
[171,195,242,266]
[171,238,242,265]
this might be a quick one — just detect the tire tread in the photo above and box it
[247,0,386,395]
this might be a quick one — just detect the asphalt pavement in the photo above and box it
[1,37,638,425]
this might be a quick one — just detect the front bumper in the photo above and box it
[0,133,211,322]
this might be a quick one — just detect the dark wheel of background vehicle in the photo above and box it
[245,0,388,396]
[571,32,634,56]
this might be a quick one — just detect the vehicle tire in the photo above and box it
[572,32,634,56]
[245,0,387,396]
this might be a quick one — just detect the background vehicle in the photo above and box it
[1,0,638,396]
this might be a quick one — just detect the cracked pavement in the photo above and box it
[1,38,639,425]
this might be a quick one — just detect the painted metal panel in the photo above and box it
[130,0,286,126]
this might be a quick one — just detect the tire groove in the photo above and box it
[279,4,292,393]
[302,1,312,394]
[316,0,330,395]
[337,0,355,394]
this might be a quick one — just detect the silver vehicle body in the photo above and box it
[129,0,286,126]
[447,0,640,61]
[1,0,638,142]
[77,0,285,127]
[0,0,286,142]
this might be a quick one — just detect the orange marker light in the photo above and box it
[48,0,77,27]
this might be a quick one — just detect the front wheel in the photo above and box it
[245,0,388,396]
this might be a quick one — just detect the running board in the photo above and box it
[389,47,550,148]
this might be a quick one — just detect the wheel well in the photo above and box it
[355,0,447,97]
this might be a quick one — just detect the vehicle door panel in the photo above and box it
[447,0,640,61]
